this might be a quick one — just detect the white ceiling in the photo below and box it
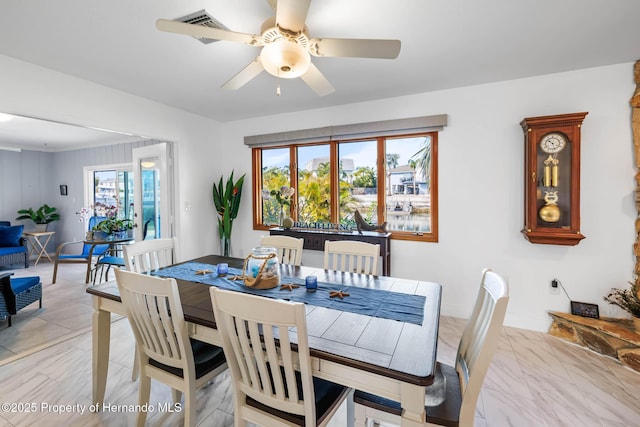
[1,0,639,150]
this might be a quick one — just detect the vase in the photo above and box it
[93,230,108,241]
[244,246,280,289]
[220,235,231,257]
[279,206,285,227]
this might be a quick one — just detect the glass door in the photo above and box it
[132,143,172,241]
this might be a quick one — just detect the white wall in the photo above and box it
[0,54,224,261]
[1,53,635,332]
[217,63,636,332]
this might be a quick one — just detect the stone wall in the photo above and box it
[548,311,640,373]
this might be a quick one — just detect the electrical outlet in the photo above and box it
[550,279,560,295]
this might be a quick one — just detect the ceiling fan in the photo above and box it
[156,0,401,96]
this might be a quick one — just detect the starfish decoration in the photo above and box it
[329,290,350,299]
[280,283,300,291]
[227,275,245,282]
[194,269,212,275]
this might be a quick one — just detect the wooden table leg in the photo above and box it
[31,234,54,264]
[92,298,111,407]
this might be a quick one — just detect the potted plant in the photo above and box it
[212,171,245,257]
[604,281,640,330]
[16,204,60,231]
[93,217,133,238]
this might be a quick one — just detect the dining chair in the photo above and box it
[92,251,126,284]
[209,287,351,427]
[261,235,304,266]
[353,268,510,427]
[115,269,227,427]
[123,237,176,273]
[123,237,176,380]
[52,216,109,284]
[323,240,380,275]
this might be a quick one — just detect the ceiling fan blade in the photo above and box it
[275,0,311,33]
[156,19,262,46]
[221,57,265,90]
[301,62,335,96]
[309,38,401,59]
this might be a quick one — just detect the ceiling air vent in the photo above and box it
[176,10,229,45]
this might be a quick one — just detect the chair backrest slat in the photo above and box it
[123,238,176,273]
[323,240,380,275]
[260,235,304,266]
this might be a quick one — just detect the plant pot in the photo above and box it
[35,223,48,232]
[93,230,109,241]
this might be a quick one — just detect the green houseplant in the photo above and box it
[16,204,60,231]
[212,171,245,257]
[93,218,133,235]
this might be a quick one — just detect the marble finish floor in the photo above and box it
[0,261,98,362]
[1,263,639,426]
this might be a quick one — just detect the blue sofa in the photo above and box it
[0,221,29,269]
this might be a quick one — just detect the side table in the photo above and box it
[23,231,55,265]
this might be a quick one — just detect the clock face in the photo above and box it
[540,133,567,154]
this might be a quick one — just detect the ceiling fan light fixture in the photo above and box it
[0,113,14,122]
[260,39,310,79]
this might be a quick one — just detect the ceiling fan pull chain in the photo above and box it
[276,70,281,96]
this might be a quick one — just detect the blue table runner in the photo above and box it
[152,262,425,326]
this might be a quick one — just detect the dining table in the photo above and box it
[86,254,442,427]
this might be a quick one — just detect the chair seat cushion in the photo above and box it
[97,256,125,266]
[0,225,24,247]
[0,246,26,256]
[246,371,349,426]
[353,362,462,427]
[11,276,41,294]
[57,253,90,260]
[149,339,226,379]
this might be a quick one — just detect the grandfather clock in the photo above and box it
[520,112,588,245]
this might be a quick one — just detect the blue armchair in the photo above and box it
[0,272,41,327]
[53,216,109,284]
[0,221,29,269]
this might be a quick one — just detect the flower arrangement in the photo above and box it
[262,186,295,226]
[604,281,640,318]
[89,202,132,235]
[262,185,296,208]
[212,171,246,256]
[77,207,91,223]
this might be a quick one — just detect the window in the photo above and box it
[84,164,134,220]
[252,131,438,242]
[297,144,331,223]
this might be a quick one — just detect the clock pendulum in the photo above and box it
[539,190,560,223]
[538,133,566,223]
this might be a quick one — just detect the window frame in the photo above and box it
[252,131,438,242]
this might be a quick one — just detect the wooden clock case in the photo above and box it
[520,112,588,245]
